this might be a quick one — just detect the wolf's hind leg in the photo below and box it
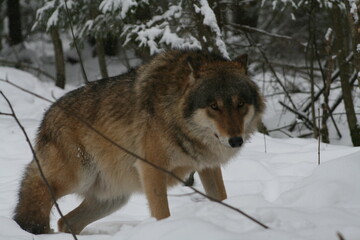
[198,167,227,201]
[58,194,130,234]
[13,161,74,234]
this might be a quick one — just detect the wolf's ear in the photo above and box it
[233,54,248,74]
[187,56,202,73]
[183,56,201,94]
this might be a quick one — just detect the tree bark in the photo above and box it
[7,0,23,45]
[307,0,318,139]
[190,0,222,56]
[332,6,360,146]
[90,3,108,78]
[50,28,66,89]
[344,0,360,87]
[320,30,333,144]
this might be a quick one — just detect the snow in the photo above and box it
[348,0,359,23]
[325,28,333,41]
[196,0,229,59]
[99,0,138,19]
[1,67,360,240]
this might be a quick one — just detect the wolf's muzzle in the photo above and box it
[228,137,243,148]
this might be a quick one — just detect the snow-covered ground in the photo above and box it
[1,67,360,240]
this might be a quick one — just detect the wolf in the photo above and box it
[13,49,265,234]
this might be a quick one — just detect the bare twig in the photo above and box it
[0,112,13,116]
[0,78,51,102]
[337,232,346,240]
[267,123,300,133]
[288,52,353,133]
[244,32,298,110]
[228,23,306,47]
[1,79,270,230]
[318,108,321,165]
[0,59,55,81]
[278,129,294,138]
[0,91,78,240]
[63,0,89,84]
[279,101,316,131]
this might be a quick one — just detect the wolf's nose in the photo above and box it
[229,137,243,148]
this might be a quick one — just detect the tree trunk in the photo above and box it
[96,37,108,78]
[208,0,223,29]
[190,0,219,55]
[332,6,360,146]
[7,0,23,45]
[50,28,66,89]
[307,0,318,139]
[320,29,333,144]
[344,0,360,87]
[90,3,108,78]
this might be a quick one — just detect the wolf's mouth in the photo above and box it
[214,133,219,139]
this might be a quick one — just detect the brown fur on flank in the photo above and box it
[13,49,265,234]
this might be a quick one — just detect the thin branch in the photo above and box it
[267,123,301,133]
[244,32,298,111]
[0,112,13,116]
[337,232,346,240]
[228,23,306,47]
[63,0,89,84]
[1,79,270,230]
[279,101,316,131]
[0,78,51,102]
[0,91,78,240]
[278,129,294,138]
[317,108,321,165]
[0,59,55,81]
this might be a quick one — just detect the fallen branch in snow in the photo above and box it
[0,91,79,240]
[1,78,270,230]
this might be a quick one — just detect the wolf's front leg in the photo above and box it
[138,161,170,220]
[139,131,171,220]
[198,166,227,201]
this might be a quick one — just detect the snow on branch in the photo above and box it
[123,4,201,54]
[32,0,75,32]
[195,0,229,59]
[99,0,138,18]
[347,0,359,23]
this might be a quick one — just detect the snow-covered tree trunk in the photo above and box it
[191,0,229,58]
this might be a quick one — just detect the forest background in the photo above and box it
[1,0,359,147]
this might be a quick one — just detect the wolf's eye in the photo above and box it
[210,103,219,111]
[238,102,244,108]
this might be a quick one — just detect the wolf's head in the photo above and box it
[183,53,265,148]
